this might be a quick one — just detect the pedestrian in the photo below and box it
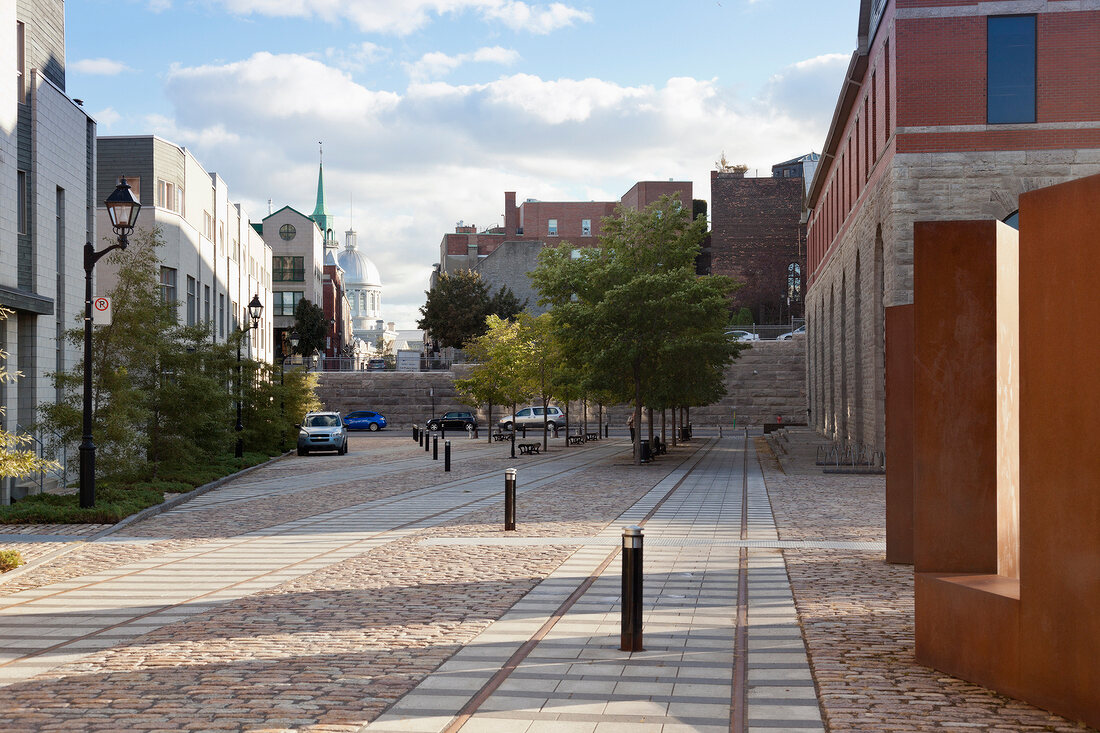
[627,412,635,443]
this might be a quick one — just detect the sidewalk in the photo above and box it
[0,431,1093,732]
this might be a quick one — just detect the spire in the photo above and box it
[312,141,334,240]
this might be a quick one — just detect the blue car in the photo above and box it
[344,410,387,431]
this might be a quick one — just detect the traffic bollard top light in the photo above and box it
[622,525,643,548]
[506,468,517,479]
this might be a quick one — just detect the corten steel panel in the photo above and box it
[1017,173,1100,727]
[913,221,998,575]
[915,573,1021,696]
[885,304,915,565]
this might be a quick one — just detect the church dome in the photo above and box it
[338,235,381,288]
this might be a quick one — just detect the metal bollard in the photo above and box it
[521,425,527,439]
[441,425,446,440]
[425,432,430,452]
[621,525,644,652]
[504,468,517,531]
[719,424,723,438]
[419,428,424,447]
[433,436,438,460]
[412,425,418,441]
[445,440,451,471]
[604,423,609,438]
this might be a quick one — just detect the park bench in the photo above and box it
[567,434,585,446]
[518,442,541,455]
[652,436,667,456]
[493,430,513,442]
[585,431,600,441]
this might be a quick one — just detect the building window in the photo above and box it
[548,219,558,236]
[233,239,240,262]
[16,21,25,101]
[205,285,211,324]
[219,294,225,338]
[582,218,591,236]
[274,291,303,317]
[273,256,305,281]
[988,15,1036,124]
[17,170,28,234]
[186,276,196,326]
[280,223,296,241]
[203,211,214,241]
[160,267,177,306]
[787,263,802,302]
[1003,210,1020,230]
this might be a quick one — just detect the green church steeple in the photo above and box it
[311,142,333,239]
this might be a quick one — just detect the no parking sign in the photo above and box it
[93,296,112,325]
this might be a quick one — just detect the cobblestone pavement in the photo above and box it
[757,436,1094,732]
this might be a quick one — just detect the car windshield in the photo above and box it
[305,415,340,427]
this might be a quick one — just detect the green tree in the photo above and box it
[293,299,327,357]
[454,315,532,452]
[418,271,526,350]
[488,285,527,321]
[532,194,741,463]
[515,312,561,450]
[0,307,60,480]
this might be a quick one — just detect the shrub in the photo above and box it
[0,486,166,525]
[0,549,26,572]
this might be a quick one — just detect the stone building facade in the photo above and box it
[2,0,96,501]
[804,0,1100,453]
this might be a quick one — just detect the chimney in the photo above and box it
[504,191,518,235]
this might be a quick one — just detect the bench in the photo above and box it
[493,431,513,442]
[585,431,600,441]
[652,436,667,456]
[518,442,541,455]
[567,435,585,446]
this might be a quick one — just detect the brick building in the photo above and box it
[709,154,817,325]
[433,182,694,308]
[804,0,1100,453]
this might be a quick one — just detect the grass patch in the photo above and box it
[0,452,275,525]
[0,549,24,572]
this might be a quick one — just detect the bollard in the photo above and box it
[419,428,424,447]
[425,432,430,452]
[441,425,446,441]
[719,424,723,438]
[445,440,451,471]
[521,424,527,439]
[433,436,438,460]
[605,423,609,438]
[412,425,418,441]
[621,525,644,652]
[504,468,517,531]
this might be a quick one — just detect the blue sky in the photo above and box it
[66,0,861,328]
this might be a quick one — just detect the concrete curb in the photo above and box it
[0,451,292,587]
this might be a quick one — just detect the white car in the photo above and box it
[499,406,564,431]
[777,325,806,340]
[725,329,760,342]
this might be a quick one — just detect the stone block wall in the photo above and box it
[314,337,807,431]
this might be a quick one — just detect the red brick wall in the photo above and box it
[710,173,805,322]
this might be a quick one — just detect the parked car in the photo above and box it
[426,411,478,431]
[366,358,386,371]
[297,411,348,455]
[344,410,387,431]
[498,406,565,431]
[777,325,806,340]
[725,329,760,342]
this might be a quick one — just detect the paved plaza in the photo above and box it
[0,430,1093,732]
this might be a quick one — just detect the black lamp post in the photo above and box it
[79,178,141,508]
[235,294,264,459]
[279,330,300,451]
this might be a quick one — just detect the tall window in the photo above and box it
[219,294,225,338]
[273,256,305,281]
[17,170,27,234]
[274,291,303,316]
[988,15,1036,124]
[186,276,196,326]
[204,284,211,324]
[548,218,558,236]
[582,218,591,236]
[787,263,802,302]
[160,267,177,305]
[16,21,25,101]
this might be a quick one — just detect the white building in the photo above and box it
[336,227,392,354]
[2,1,97,501]
[96,136,274,364]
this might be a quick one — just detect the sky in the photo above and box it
[66,0,862,330]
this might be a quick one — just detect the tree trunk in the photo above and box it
[511,401,516,459]
[487,401,493,443]
[565,400,570,447]
[671,407,677,447]
[661,409,666,449]
[633,361,643,465]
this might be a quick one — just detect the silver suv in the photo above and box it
[297,411,348,456]
[498,406,564,431]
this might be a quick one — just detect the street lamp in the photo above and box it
[79,178,141,508]
[235,294,264,459]
[279,330,300,451]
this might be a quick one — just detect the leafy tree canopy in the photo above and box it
[293,299,327,357]
[418,270,525,350]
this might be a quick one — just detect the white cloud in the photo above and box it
[71,58,132,75]
[483,2,592,33]
[147,0,171,10]
[94,107,121,128]
[323,42,389,72]
[212,0,591,35]
[759,52,850,131]
[405,46,520,81]
[155,53,831,327]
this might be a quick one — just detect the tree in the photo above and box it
[532,195,741,464]
[293,299,327,357]
[418,270,526,350]
[454,315,532,454]
[0,307,60,480]
[515,312,562,451]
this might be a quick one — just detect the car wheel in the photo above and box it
[502,421,513,431]
[297,447,308,456]
[340,440,347,455]
[546,421,557,431]
[368,422,380,432]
